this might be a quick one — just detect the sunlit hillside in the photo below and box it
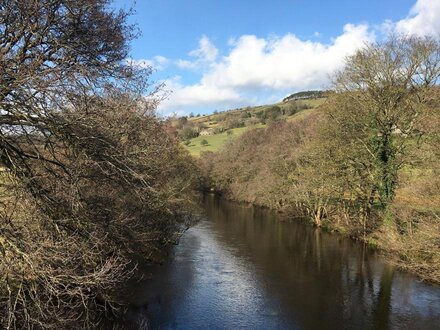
[180,97,327,156]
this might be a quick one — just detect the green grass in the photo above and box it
[183,125,264,156]
[188,98,327,127]
[183,97,326,157]
[286,108,317,122]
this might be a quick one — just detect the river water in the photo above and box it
[124,194,440,329]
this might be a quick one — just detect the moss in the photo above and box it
[382,207,395,228]
[366,236,379,248]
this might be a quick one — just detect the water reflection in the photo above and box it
[126,194,440,329]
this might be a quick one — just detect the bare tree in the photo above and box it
[0,0,143,174]
[0,1,198,328]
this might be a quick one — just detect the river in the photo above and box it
[123,194,440,329]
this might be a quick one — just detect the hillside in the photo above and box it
[199,87,440,284]
[196,32,440,285]
[174,97,327,156]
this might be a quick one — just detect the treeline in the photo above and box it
[282,90,331,102]
[200,36,440,283]
[0,1,197,328]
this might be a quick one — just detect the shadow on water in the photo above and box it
[120,194,440,329]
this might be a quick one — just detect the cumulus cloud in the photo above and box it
[157,0,440,115]
[203,24,373,90]
[158,76,243,113]
[161,24,373,113]
[176,35,219,70]
[395,0,440,37]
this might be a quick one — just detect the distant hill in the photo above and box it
[170,96,328,156]
[282,90,331,103]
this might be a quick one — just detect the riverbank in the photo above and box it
[198,88,440,285]
[197,113,440,285]
[202,189,440,286]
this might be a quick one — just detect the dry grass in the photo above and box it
[374,219,440,284]
[370,166,440,284]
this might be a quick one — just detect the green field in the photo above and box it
[181,97,326,157]
[189,98,326,127]
[183,125,262,156]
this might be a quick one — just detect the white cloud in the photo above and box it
[128,56,169,70]
[158,0,440,115]
[175,35,219,70]
[162,24,373,114]
[313,31,323,38]
[175,59,198,70]
[395,0,440,37]
[158,76,243,113]
[189,35,219,62]
[203,24,373,91]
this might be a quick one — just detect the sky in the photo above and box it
[112,0,440,116]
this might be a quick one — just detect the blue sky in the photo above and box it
[113,0,440,116]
